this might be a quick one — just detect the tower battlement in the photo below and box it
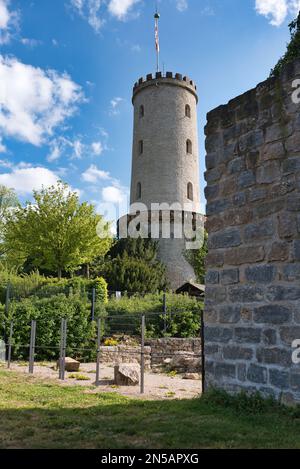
[133,72,198,102]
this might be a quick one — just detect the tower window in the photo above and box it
[186,139,192,154]
[187,182,193,201]
[138,140,144,155]
[185,104,191,118]
[136,182,142,200]
[139,105,144,118]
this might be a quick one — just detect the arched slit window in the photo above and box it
[136,182,142,200]
[185,104,191,118]
[138,140,144,155]
[186,139,192,154]
[187,182,193,201]
[139,105,144,118]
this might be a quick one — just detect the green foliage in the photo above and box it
[102,238,167,294]
[3,182,112,276]
[271,12,300,77]
[185,231,208,284]
[0,294,102,361]
[91,277,108,304]
[105,293,203,338]
[0,186,19,256]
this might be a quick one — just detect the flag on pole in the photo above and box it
[155,16,160,53]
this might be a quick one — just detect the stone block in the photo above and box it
[205,326,233,343]
[268,241,289,262]
[269,368,289,389]
[223,346,253,360]
[256,161,281,184]
[247,364,268,384]
[244,219,274,242]
[263,329,277,345]
[114,365,139,386]
[278,212,297,239]
[282,263,300,281]
[228,285,264,303]
[237,170,256,189]
[245,264,277,283]
[266,285,300,301]
[292,240,300,261]
[254,304,292,324]
[256,347,291,367]
[280,327,300,346]
[235,327,261,344]
[215,362,236,380]
[205,270,219,285]
[219,305,241,323]
[208,228,241,249]
[225,246,265,265]
[220,268,239,285]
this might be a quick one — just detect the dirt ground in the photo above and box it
[6,362,202,400]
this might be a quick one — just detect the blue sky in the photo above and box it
[0,0,299,222]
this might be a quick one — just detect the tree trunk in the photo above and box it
[58,268,62,280]
[85,263,90,279]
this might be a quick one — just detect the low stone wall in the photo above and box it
[100,345,151,370]
[145,338,202,366]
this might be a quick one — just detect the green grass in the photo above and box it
[0,370,300,449]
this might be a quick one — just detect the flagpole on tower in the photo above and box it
[154,5,160,73]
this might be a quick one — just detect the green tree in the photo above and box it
[3,182,112,277]
[0,185,19,256]
[271,12,300,77]
[185,231,208,284]
[102,237,167,293]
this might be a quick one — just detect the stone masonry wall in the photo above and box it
[146,338,201,366]
[204,58,300,404]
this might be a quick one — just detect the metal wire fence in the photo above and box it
[0,309,205,395]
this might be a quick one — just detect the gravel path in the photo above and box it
[7,362,202,400]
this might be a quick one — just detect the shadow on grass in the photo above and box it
[1,390,300,449]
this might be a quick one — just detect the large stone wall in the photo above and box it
[204,58,300,404]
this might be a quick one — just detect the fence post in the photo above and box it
[95,317,101,386]
[59,319,67,380]
[163,292,167,333]
[200,310,205,394]
[140,314,145,394]
[5,283,10,317]
[91,287,96,321]
[7,321,13,369]
[28,320,36,374]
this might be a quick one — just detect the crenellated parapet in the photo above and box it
[132,72,198,103]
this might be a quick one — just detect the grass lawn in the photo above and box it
[0,370,300,449]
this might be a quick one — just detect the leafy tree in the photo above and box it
[0,185,19,255]
[271,12,300,77]
[102,237,167,294]
[184,231,208,284]
[3,182,112,277]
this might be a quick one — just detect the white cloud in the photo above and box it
[82,164,110,183]
[255,0,300,26]
[70,0,104,32]
[21,38,42,47]
[102,185,126,204]
[108,0,141,20]
[109,97,123,116]
[0,165,59,195]
[0,0,19,44]
[175,0,188,12]
[91,141,103,155]
[0,137,6,153]
[0,55,84,147]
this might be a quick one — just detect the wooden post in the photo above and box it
[140,315,145,394]
[95,318,101,386]
[28,320,36,374]
[7,321,13,369]
[200,310,205,395]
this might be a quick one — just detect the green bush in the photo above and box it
[105,293,203,338]
[0,294,107,361]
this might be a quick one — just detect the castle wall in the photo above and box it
[204,59,300,403]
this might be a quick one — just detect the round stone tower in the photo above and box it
[125,71,202,289]
[130,72,200,211]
